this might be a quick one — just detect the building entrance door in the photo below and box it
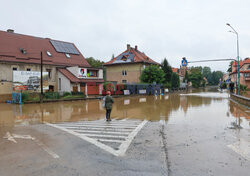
[72,86,78,92]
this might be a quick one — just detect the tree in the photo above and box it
[227,61,234,73]
[202,66,211,78]
[210,71,224,85]
[161,58,172,84]
[86,57,104,68]
[171,72,180,88]
[140,65,165,84]
[189,67,203,88]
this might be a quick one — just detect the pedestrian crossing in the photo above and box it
[46,119,147,156]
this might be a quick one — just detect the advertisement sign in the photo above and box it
[13,71,49,91]
[78,68,87,78]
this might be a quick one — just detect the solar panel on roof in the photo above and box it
[50,40,80,55]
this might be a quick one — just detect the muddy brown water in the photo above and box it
[0,89,249,129]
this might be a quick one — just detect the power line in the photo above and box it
[188,58,235,63]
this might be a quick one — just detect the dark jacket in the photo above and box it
[105,95,114,110]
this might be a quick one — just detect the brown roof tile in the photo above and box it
[104,46,160,66]
[0,30,90,67]
[58,68,104,83]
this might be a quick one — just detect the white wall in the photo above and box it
[58,72,71,92]
[98,69,103,79]
[66,66,79,77]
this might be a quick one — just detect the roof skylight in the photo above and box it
[20,48,27,54]
[65,53,71,58]
[46,51,52,57]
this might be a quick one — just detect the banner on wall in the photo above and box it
[13,71,49,91]
[78,68,87,78]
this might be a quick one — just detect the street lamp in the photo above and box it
[226,23,240,95]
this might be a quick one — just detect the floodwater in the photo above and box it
[0,88,249,130]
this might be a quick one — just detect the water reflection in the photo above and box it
[228,100,250,129]
[0,91,249,129]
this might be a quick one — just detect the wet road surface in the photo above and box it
[0,88,249,176]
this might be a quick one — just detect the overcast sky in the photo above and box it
[1,0,250,72]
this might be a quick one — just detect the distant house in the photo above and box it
[103,44,160,84]
[0,29,103,102]
[172,68,179,74]
[229,58,250,88]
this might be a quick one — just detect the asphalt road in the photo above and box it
[0,118,249,176]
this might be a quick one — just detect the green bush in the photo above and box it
[71,91,84,96]
[222,82,227,89]
[63,92,71,97]
[44,92,59,99]
[164,82,171,88]
[240,84,247,91]
[21,92,29,102]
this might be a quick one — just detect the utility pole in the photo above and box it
[226,23,240,95]
[40,51,43,103]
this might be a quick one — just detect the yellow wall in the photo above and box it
[105,63,146,83]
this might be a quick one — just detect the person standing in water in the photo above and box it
[105,91,114,121]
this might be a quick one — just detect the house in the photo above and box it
[0,29,103,102]
[229,58,250,88]
[103,44,160,84]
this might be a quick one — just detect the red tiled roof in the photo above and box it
[58,68,80,83]
[241,58,250,66]
[172,68,178,73]
[0,30,90,67]
[58,68,104,83]
[103,46,160,65]
[232,60,243,67]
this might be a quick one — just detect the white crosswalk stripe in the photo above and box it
[46,119,147,156]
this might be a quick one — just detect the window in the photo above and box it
[20,48,27,54]
[122,80,127,83]
[46,51,52,57]
[121,55,128,61]
[59,78,61,91]
[65,53,70,58]
[89,70,97,77]
[122,70,127,76]
[46,69,52,79]
[12,67,17,71]
[27,68,31,71]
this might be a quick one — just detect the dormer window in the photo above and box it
[121,55,128,61]
[20,48,27,54]
[65,53,70,58]
[46,51,52,57]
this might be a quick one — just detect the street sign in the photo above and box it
[181,57,188,67]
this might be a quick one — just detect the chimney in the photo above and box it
[7,29,14,33]
[135,45,138,51]
[127,44,130,51]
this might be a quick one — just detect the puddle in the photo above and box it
[0,89,249,130]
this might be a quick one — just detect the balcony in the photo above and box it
[245,77,250,81]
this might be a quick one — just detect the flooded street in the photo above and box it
[0,88,249,176]
[0,88,249,127]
